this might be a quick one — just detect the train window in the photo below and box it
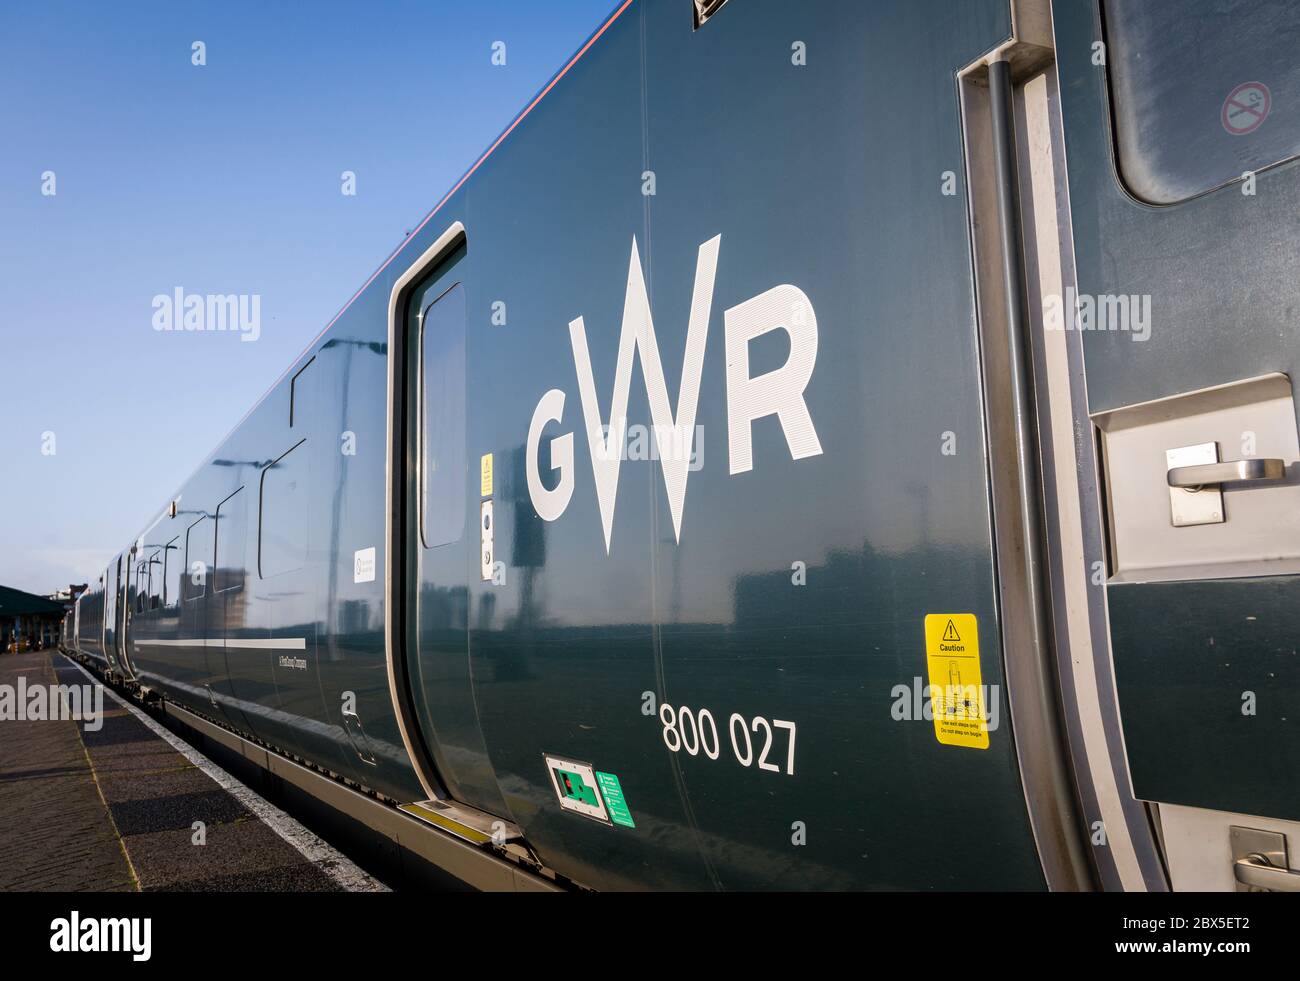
[147,549,164,610]
[290,356,315,428]
[183,515,213,601]
[135,562,147,613]
[420,281,467,548]
[1104,0,1300,203]
[163,536,182,608]
[259,439,309,578]
[214,487,247,593]
[693,0,730,30]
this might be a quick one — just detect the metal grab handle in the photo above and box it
[1167,458,1285,489]
[1233,855,1300,892]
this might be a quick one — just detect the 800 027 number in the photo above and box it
[658,703,797,775]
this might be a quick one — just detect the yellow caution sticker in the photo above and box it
[923,614,989,749]
[480,453,493,497]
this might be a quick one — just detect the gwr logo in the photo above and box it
[526,234,823,552]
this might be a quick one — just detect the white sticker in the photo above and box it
[353,546,376,584]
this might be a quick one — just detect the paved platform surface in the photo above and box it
[0,651,135,891]
[0,650,384,892]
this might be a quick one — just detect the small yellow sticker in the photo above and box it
[480,453,493,497]
[923,614,989,749]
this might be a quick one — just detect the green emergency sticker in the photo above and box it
[595,771,635,828]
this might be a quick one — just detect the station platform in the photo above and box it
[0,650,387,892]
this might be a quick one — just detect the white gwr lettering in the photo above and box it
[526,388,575,522]
[526,233,822,551]
[724,283,823,474]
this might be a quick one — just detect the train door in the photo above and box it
[211,485,261,734]
[121,545,142,681]
[175,509,240,728]
[116,555,128,671]
[103,556,123,677]
[184,513,225,723]
[1049,0,1300,890]
[396,238,514,822]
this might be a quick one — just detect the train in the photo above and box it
[67,0,1300,891]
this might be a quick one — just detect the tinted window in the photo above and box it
[214,487,247,593]
[184,516,213,601]
[260,440,310,578]
[163,536,181,607]
[148,550,164,609]
[420,282,467,548]
[1105,0,1300,203]
[290,356,315,428]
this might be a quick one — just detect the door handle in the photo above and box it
[1166,457,1285,489]
[1233,854,1300,892]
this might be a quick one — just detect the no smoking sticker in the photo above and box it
[1222,81,1271,136]
[923,614,989,750]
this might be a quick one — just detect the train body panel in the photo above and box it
[74,0,1047,888]
[117,332,422,800]
[75,0,1300,890]
[88,0,1046,890]
[74,573,106,665]
[422,0,1044,890]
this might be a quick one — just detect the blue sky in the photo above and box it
[0,0,615,595]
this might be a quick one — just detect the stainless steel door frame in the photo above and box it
[956,0,1168,891]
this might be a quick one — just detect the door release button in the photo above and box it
[1167,457,1285,488]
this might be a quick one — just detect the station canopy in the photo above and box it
[0,585,67,617]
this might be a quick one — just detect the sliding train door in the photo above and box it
[1055,0,1300,889]
[102,556,122,677]
[398,239,514,821]
[116,548,139,681]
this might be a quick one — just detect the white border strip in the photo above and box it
[134,638,307,650]
[59,654,389,893]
